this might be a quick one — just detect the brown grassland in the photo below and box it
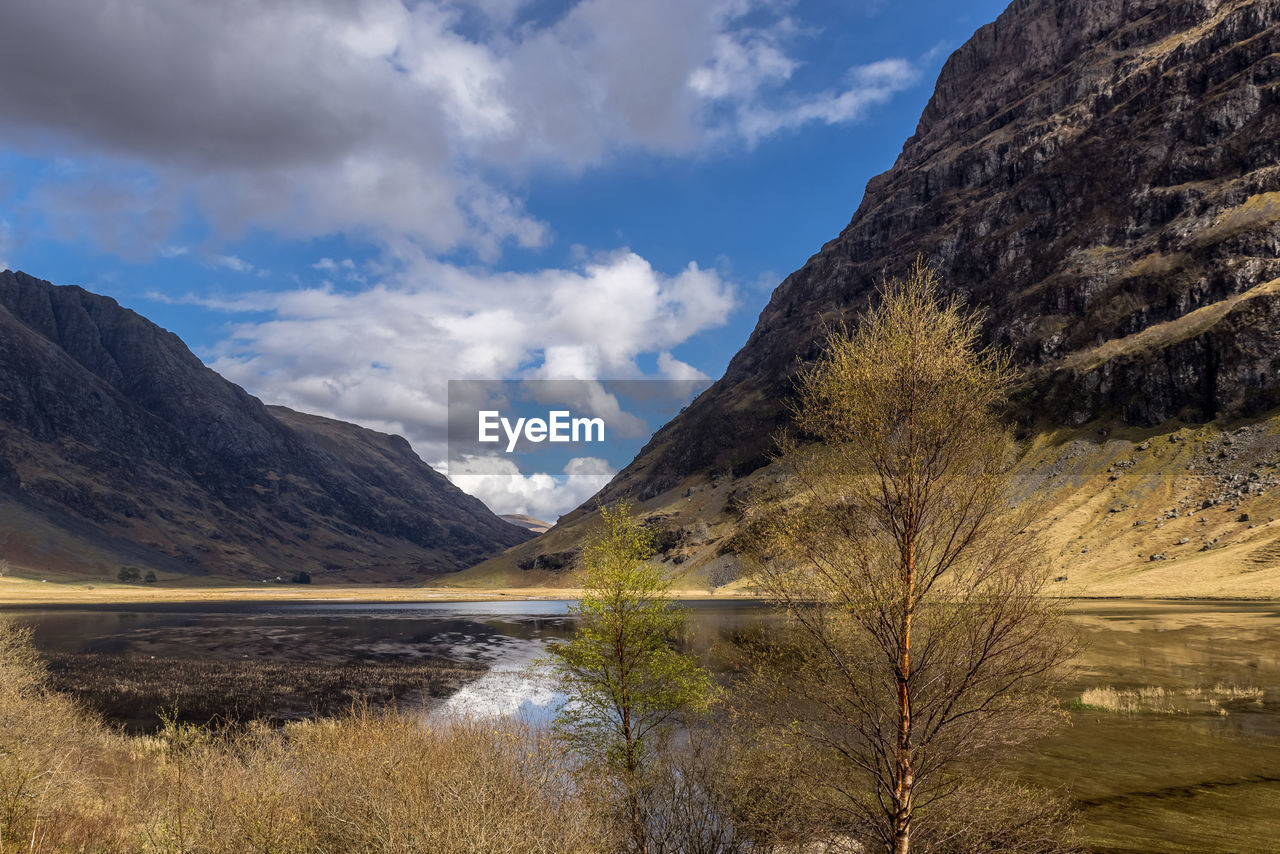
[0,618,612,854]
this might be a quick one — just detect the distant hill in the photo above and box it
[469,0,1280,597]
[499,514,553,535]
[0,270,532,582]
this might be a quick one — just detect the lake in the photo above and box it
[3,598,1278,852]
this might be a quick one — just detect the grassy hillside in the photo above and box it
[450,410,1280,599]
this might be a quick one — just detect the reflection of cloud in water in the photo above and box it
[436,638,565,722]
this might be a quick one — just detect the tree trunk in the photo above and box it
[629,791,647,854]
[619,628,648,854]
[893,537,916,854]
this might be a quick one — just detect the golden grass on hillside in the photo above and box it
[1199,190,1280,244]
[0,619,609,854]
[1060,276,1280,373]
[0,574,755,606]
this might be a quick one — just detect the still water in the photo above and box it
[4,598,1280,852]
[1,599,773,722]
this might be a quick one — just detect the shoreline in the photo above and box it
[0,579,760,607]
[1,576,1277,608]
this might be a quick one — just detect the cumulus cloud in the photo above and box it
[0,0,920,256]
[447,456,616,520]
[656,352,711,382]
[0,0,926,516]
[688,29,798,101]
[205,249,734,473]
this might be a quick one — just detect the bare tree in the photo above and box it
[734,260,1077,854]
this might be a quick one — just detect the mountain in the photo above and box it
[500,514,553,535]
[462,0,1280,597]
[0,270,531,582]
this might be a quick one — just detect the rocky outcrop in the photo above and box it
[592,0,1280,508]
[0,270,531,580]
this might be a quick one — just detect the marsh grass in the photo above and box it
[0,619,608,853]
[1076,683,1266,715]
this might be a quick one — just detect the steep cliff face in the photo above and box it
[596,0,1280,506]
[0,271,530,580]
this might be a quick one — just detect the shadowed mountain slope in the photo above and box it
[0,270,531,582]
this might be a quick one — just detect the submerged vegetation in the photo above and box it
[1076,684,1266,715]
[43,651,484,731]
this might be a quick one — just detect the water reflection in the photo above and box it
[1,599,776,725]
[4,599,1278,729]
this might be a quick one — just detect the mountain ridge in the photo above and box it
[593,0,1280,505]
[0,269,531,582]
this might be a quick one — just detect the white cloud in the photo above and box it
[688,31,797,100]
[460,0,533,30]
[0,0,920,257]
[212,254,254,274]
[448,456,615,519]
[204,249,734,515]
[150,290,281,312]
[521,381,651,439]
[561,456,614,476]
[733,58,921,145]
[656,352,710,381]
[313,257,356,272]
[311,257,366,284]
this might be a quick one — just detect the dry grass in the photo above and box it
[132,713,606,854]
[1077,683,1266,715]
[1059,276,1280,373]
[1197,191,1280,245]
[0,575,751,606]
[0,619,609,853]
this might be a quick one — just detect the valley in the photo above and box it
[3,0,1280,849]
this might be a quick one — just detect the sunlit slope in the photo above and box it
[445,410,1280,598]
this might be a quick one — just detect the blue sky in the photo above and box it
[0,0,1010,518]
